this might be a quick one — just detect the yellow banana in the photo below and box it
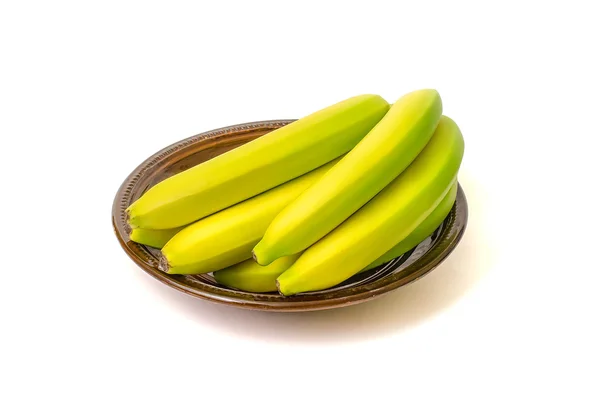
[360,180,458,273]
[127,94,389,229]
[213,182,458,292]
[213,254,301,293]
[253,89,442,265]
[277,115,464,296]
[129,226,185,249]
[159,159,339,275]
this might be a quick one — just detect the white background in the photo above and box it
[1,1,599,396]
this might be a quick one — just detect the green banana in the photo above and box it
[213,254,301,293]
[159,159,339,275]
[129,226,186,249]
[276,115,464,296]
[213,182,458,293]
[127,94,389,229]
[253,89,442,265]
[360,180,458,273]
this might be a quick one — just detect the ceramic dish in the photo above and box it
[112,120,468,312]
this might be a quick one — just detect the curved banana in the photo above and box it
[159,159,338,275]
[277,115,464,296]
[212,182,458,292]
[213,254,301,293]
[127,94,389,229]
[129,226,185,249]
[253,89,442,265]
[360,180,458,273]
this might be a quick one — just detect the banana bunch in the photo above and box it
[126,89,464,296]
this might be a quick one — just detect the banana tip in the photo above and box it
[252,247,271,266]
[157,254,171,273]
[275,280,284,296]
[124,210,135,236]
[275,280,293,297]
[124,222,132,237]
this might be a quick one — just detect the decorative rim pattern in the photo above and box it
[112,120,468,312]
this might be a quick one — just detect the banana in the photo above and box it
[213,182,458,292]
[159,159,339,275]
[253,89,442,265]
[127,94,389,229]
[276,115,464,296]
[360,180,458,273]
[129,226,185,249]
[213,254,301,293]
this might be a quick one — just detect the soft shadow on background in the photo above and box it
[137,178,494,343]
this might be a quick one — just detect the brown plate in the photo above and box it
[112,120,468,312]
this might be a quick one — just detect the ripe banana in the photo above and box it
[253,89,442,265]
[213,182,458,292]
[127,94,389,229]
[129,226,185,249]
[360,180,458,273]
[213,254,301,293]
[159,159,339,275]
[276,115,464,296]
